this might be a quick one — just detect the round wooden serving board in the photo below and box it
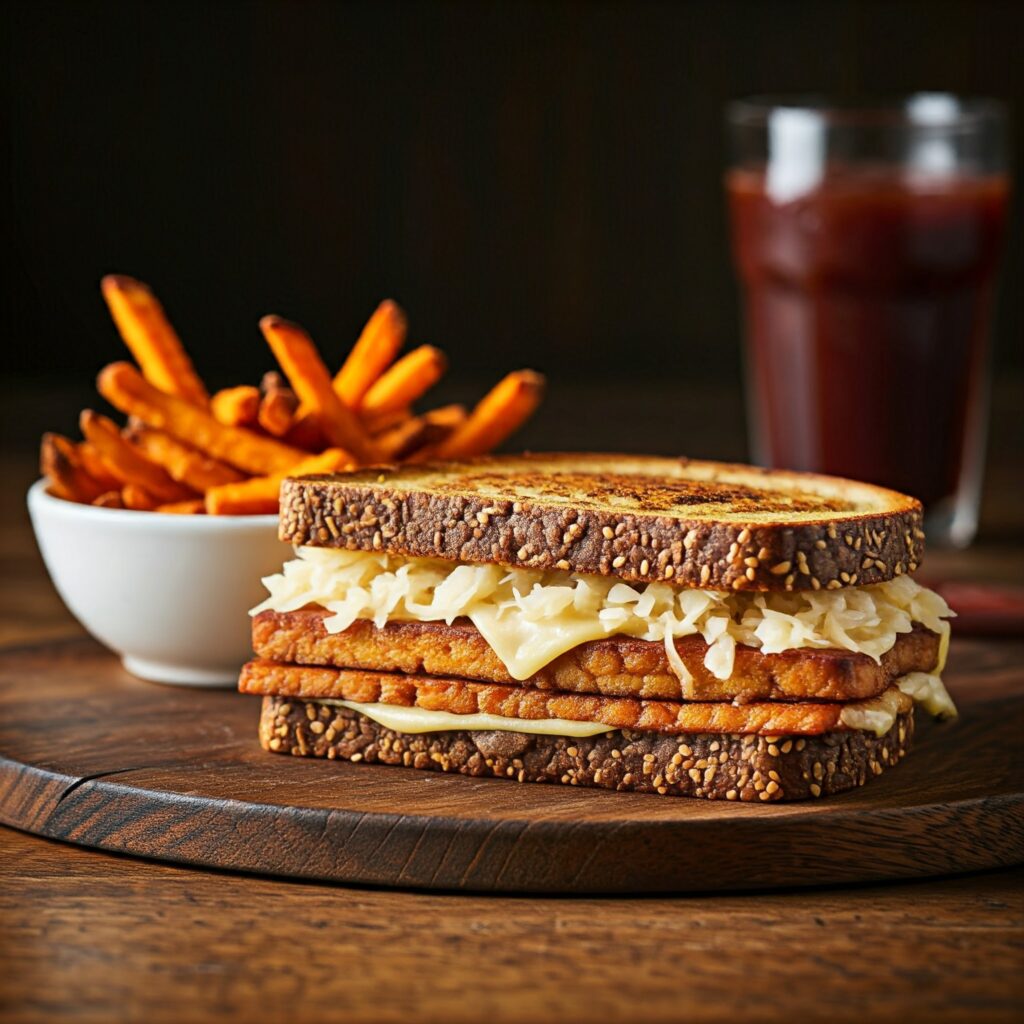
[1,637,1022,893]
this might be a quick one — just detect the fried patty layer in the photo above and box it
[239,659,913,737]
[252,609,939,703]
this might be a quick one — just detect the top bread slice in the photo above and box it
[279,453,924,591]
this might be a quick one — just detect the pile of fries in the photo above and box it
[40,276,545,515]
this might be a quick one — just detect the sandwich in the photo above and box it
[239,454,956,801]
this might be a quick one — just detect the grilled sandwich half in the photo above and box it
[240,454,955,801]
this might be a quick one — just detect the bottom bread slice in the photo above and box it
[258,696,914,802]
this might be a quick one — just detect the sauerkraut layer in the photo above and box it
[253,548,954,685]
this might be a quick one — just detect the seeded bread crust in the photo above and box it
[277,454,924,592]
[258,696,914,802]
[252,610,940,703]
[239,660,914,736]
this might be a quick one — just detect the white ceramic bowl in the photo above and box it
[28,479,287,686]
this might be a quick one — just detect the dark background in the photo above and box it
[3,0,1022,398]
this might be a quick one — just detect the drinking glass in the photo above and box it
[726,94,1010,546]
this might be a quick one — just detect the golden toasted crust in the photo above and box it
[259,696,914,801]
[278,454,925,592]
[238,661,913,736]
[252,610,940,703]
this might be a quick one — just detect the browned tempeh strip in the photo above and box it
[251,610,940,703]
[238,660,913,736]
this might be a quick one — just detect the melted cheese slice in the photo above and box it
[838,688,912,736]
[896,672,958,720]
[468,603,617,681]
[320,699,614,737]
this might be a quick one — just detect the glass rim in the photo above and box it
[728,93,1007,131]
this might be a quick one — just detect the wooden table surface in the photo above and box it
[2,439,1023,1023]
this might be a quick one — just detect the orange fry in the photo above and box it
[156,498,206,514]
[260,316,378,463]
[126,426,245,492]
[211,386,260,428]
[98,362,307,475]
[92,491,125,508]
[360,345,447,416]
[101,276,209,406]
[422,403,468,431]
[80,411,196,503]
[375,416,431,461]
[257,387,298,437]
[333,299,407,406]
[282,415,327,452]
[40,433,107,503]
[375,404,467,461]
[404,405,469,464]
[362,406,411,436]
[289,388,393,448]
[434,371,545,459]
[121,483,159,511]
[78,442,123,490]
[205,448,353,516]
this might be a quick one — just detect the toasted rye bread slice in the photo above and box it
[252,609,940,703]
[258,695,915,801]
[239,660,913,736]
[278,454,924,592]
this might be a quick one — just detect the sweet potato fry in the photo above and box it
[333,299,407,406]
[211,386,261,428]
[282,415,327,452]
[260,371,288,392]
[125,426,245,492]
[121,483,160,511]
[257,387,298,437]
[101,276,208,406]
[79,411,195,503]
[434,371,545,459]
[39,433,107,503]
[205,448,353,515]
[360,345,447,416]
[361,406,411,436]
[422,403,468,431]
[44,281,548,518]
[78,442,123,490]
[288,402,396,449]
[403,405,469,463]
[260,316,378,463]
[92,491,125,508]
[97,362,307,475]
[375,416,432,461]
[156,498,206,514]
[375,404,467,461]
[44,478,74,501]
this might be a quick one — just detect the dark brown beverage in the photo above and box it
[728,167,1009,511]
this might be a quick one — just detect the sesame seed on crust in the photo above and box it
[278,454,924,592]
[259,696,914,802]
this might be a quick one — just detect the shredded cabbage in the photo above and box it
[252,548,954,684]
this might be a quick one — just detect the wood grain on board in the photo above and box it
[2,824,1022,1024]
